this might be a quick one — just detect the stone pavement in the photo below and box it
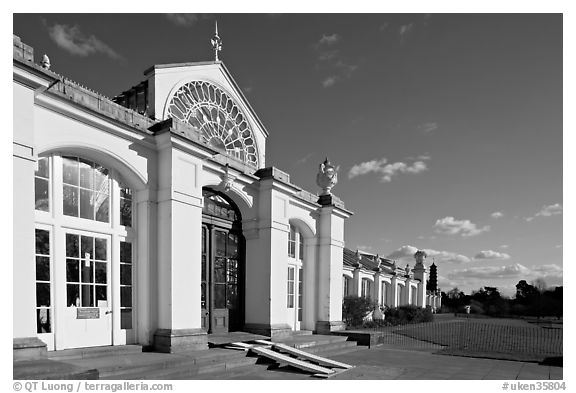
[200,346,563,380]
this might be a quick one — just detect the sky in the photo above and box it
[12,12,564,297]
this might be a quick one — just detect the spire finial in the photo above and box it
[211,20,223,62]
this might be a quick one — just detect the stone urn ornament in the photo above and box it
[316,157,339,196]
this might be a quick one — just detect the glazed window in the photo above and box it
[297,268,303,321]
[119,182,132,227]
[343,276,350,297]
[65,233,108,307]
[288,225,304,260]
[62,157,110,222]
[35,229,51,333]
[287,266,295,308]
[120,241,133,329]
[361,278,371,299]
[35,157,50,212]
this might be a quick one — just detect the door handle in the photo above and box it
[105,310,112,315]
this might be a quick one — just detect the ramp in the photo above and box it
[228,339,354,378]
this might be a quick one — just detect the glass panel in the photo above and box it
[95,193,109,222]
[67,284,80,307]
[80,189,94,219]
[227,234,238,258]
[120,264,131,285]
[201,255,206,281]
[36,256,50,281]
[79,159,94,189]
[299,235,304,260]
[120,184,132,199]
[95,285,107,302]
[81,236,94,259]
[66,234,79,258]
[121,287,132,307]
[227,259,238,284]
[94,238,107,261]
[288,267,295,281]
[63,185,78,217]
[94,165,109,194]
[120,242,132,263]
[215,231,226,257]
[35,229,50,255]
[120,198,132,227]
[35,177,49,211]
[95,262,107,284]
[81,284,93,307]
[227,283,238,309]
[214,284,226,308]
[201,282,206,309]
[121,309,132,330]
[202,228,206,254]
[66,259,79,282]
[36,157,49,179]
[62,157,79,186]
[36,283,50,307]
[214,257,226,283]
[81,261,94,284]
[37,309,51,333]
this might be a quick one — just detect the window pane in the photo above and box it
[121,309,132,330]
[227,234,238,258]
[201,255,206,281]
[95,193,109,222]
[95,262,107,284]
[299,236,304,260]
[81,284,93,307]
[81,261,94,284]
[121,286,132,307]
[289,241,295,258]
[120,264,131,285]
[120,198,132,227]
[37,308,51,333]
[95,285,107,302]
[288,267,294,280]
[36,256,50,281]
[35,229,50,255]
[81,236,94,259]
[120,184,132,199]
[79,159,94,189]
[66,259,79,282]
[36,157,49,179]
[80,189,95,219]
[35,177,49,211]
[62,157,78,186]
[66,234,79,258]
[63,185,78,217]
[214,257,226,283]
[36,283,50,307]
[214,284,226,308]
[201,282,207,309]
[67,284,80,307]
[215,231,226,257]
[94,165,109,194]
[95,238,107,261]
[227,283,238,309]
[120,242,132,263]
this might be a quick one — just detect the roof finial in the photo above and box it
[211,20,222,62]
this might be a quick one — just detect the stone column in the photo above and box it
[412,250,428,308]
[315,197,352,334]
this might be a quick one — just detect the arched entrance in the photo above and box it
[201,188,245,333]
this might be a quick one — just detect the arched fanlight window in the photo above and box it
[167,81,259,168]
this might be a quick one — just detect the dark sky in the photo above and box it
[13,13,563,295]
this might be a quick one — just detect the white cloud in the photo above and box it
[448,263,531,280]
[555,245,562,249]
[491,211,504,219]
[418,122,438,133]
[399,23,414,42]
[322,76,337,88]
[500,245,509,249]
[386,245,471,264]
[318,33,340,46]
[474,250,511,260]
[47,24,121,59]
[165,14,199,26]
[434,216,490,237]
[348,157,429,182]
[525,203,562,222]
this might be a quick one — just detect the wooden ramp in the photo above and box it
[228,340,354,378]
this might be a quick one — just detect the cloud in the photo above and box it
[418,122,438,133]
[399,23,414,43]
[47,23,121,59]
[322,76,337,88]
[356,244,374,252]
[295,153,313,165]
[500,245,509,249]
[348,157,429,182]
[386,245,471,264]
[448,264,531,280]
[318,33,340,46]
[474,250,511,260]
[525,203,563,222]
[555,245,562,249]
[434,216,490,237]
[165,14,199,26]
[491,211,504,219]
[243,86,253,94]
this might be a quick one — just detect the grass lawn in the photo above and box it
[389,318,562,362]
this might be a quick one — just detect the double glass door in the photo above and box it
[201,225,243,333]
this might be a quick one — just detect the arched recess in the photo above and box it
[33,145,151,350]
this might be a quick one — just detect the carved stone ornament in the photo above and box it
[220,164,236,192]
[41,54,50,70]
[316,157,339,196]
[414,250,427,268]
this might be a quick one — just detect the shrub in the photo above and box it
[384,305,434,325]
[342,296,378,328]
